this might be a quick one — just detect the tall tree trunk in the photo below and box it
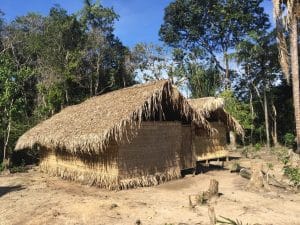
[3,104,12,168]
[250,90,254,146]
[290,16,300,153]
[65,89,69,105]
[95,56,101,95]
[224,52,230,89]
[253,83,270,149]
[263,89,270,149]
[271,102,279,146]
[89,74,93,97]
[3,118,11,167]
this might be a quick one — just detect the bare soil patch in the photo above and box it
[0,151,299,225]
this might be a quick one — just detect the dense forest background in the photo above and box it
[0,0,297,166]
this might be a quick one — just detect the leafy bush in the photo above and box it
[284,166,300,187]
[266,163,274,170]
[284,133,295,148]
[254,143,262,152]
[9,159,27,173]
[0,163,5,172]
[9,166,27,173]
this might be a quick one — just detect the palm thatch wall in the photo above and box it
[188,97,244,160]
[118,121,183,189]
[15,80,209,189]
[193,122,229,160]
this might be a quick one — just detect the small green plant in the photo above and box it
[9,166,27,173]
[9,159,27,173]
[284,133,295,148]
[267,163,274,170]
[274,147,290,165]
[254,143,262,152]
[0,163,5,172]
[284,166,300,187]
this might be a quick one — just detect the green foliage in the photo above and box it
[273,147,300,187]
[131,43,170,82]
[9,159,27,173]
[0,163,4,172]
[0,52,35,161]
[267,163,274,170]
[160,0,269,87]
[219,90,252,131]
[254,143,262,152]
[284,133,295,148]
[284,166,300,187]
[188,65,221,98]
[0,1,136,165]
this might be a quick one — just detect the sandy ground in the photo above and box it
[0,152,300,225]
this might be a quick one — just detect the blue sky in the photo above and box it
[0,0,274,47]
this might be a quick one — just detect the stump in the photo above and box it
[207,179,219,197]
[247,162,264,189]
[189,194,200,208]
[239,168,252,179]
[189,179,220,207]
[247,162,270,191]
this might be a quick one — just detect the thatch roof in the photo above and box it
[188,97,244,136]
[15,80,210,154]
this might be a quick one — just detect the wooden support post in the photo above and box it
[205,160,209,167]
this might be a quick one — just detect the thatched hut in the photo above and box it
[188,97,244,161]
[15,80,209,189]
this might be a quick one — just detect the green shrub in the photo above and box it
[284,133,295,148]
[9,166,27,173]
[0,163,5,172]
[284,166,300,187]
[267,163,274,170]
[9,159,27,173]
[254,143,262,152]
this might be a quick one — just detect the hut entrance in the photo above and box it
[180,124,195,169]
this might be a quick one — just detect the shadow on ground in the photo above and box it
[0,185,25,197]
[181,156,242,176]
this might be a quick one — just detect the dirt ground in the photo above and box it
[1,151,300,225]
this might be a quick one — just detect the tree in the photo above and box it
[159,0,269,89]
[0,2,137,165]
[235,30,281,148]
[0,10,4,49]
[131,43,172,82]
[80,0,134,96]
[273,0,300,153]
[171,48,221,97]
[0,53,33,166]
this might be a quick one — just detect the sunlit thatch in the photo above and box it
[188,97,244,137]
[15,80,210,154]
